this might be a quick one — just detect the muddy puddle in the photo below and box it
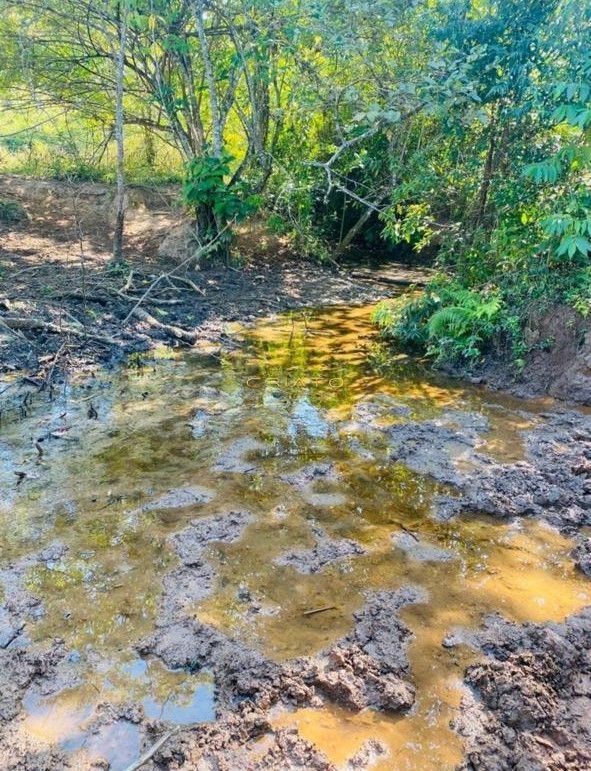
[0,304,589,770]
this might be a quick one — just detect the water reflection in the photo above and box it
[0,303,587,770]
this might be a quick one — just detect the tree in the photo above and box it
[113,0,129,263]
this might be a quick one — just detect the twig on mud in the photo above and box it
[121,269,134,293]
[1,317,121,346]
[121,220,234,324]
[118,291,183,306]
[392,521,419,541]
[122,726,180,771]
[302,604,337,617]
[169,274,206,296]
[132,308,196,344]
[42,342,67,390]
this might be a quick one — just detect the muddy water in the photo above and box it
[0,304,589,770]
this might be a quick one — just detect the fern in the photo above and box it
[375,279,503,365]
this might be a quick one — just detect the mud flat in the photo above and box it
[0,304,589,770]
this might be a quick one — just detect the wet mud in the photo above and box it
[0,304,590,770]
[453,609,591,770]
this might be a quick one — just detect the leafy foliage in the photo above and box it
[374,280,503,364]
[183,153,257,223]
[0,0,589,341]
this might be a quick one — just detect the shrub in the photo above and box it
[373,279,503,364]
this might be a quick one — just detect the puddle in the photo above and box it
[0,303,588,769]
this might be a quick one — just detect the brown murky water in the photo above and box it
[0,304,589,770]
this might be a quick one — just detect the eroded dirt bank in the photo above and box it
[0,304,590,770]
[444,305,591,407]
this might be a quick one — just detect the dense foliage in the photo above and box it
[0,0,589,365]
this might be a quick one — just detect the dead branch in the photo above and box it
[169,274,206,296]
[1,317,121,346]
[122,727,180,771]
[302,604,337,616]
[121,268,134,292]
[121,219,234,324]
[132,308,196,344]
[118,291,183,306]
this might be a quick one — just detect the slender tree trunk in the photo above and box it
[112,0,128,263]
[474,108,498,230]
[332,191,388,261]
[193,0,222,157]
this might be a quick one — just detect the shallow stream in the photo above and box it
[1,304,589,770]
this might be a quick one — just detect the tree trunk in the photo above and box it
[332,191,389,261]
[193,0,223,157]
[194,204,230,265]
[474,109,498,230]
[112,0,128,263]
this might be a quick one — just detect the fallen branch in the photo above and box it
[170,274,206,296]
[122,727,180,771]
[118,291,183,306]
[1,317,121,346]
[132,308,196,344]
[121,219,234,323]
[350,268,430,287]
[121,268,134,293]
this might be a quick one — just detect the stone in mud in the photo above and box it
[275,524,365,574]
[138,485,215,513]
[212,436,268,473]
[309,588,423,713]
[392,530,456,562]
[280,462,347,507]
[572,537,591,576]
[453,608,591,770]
